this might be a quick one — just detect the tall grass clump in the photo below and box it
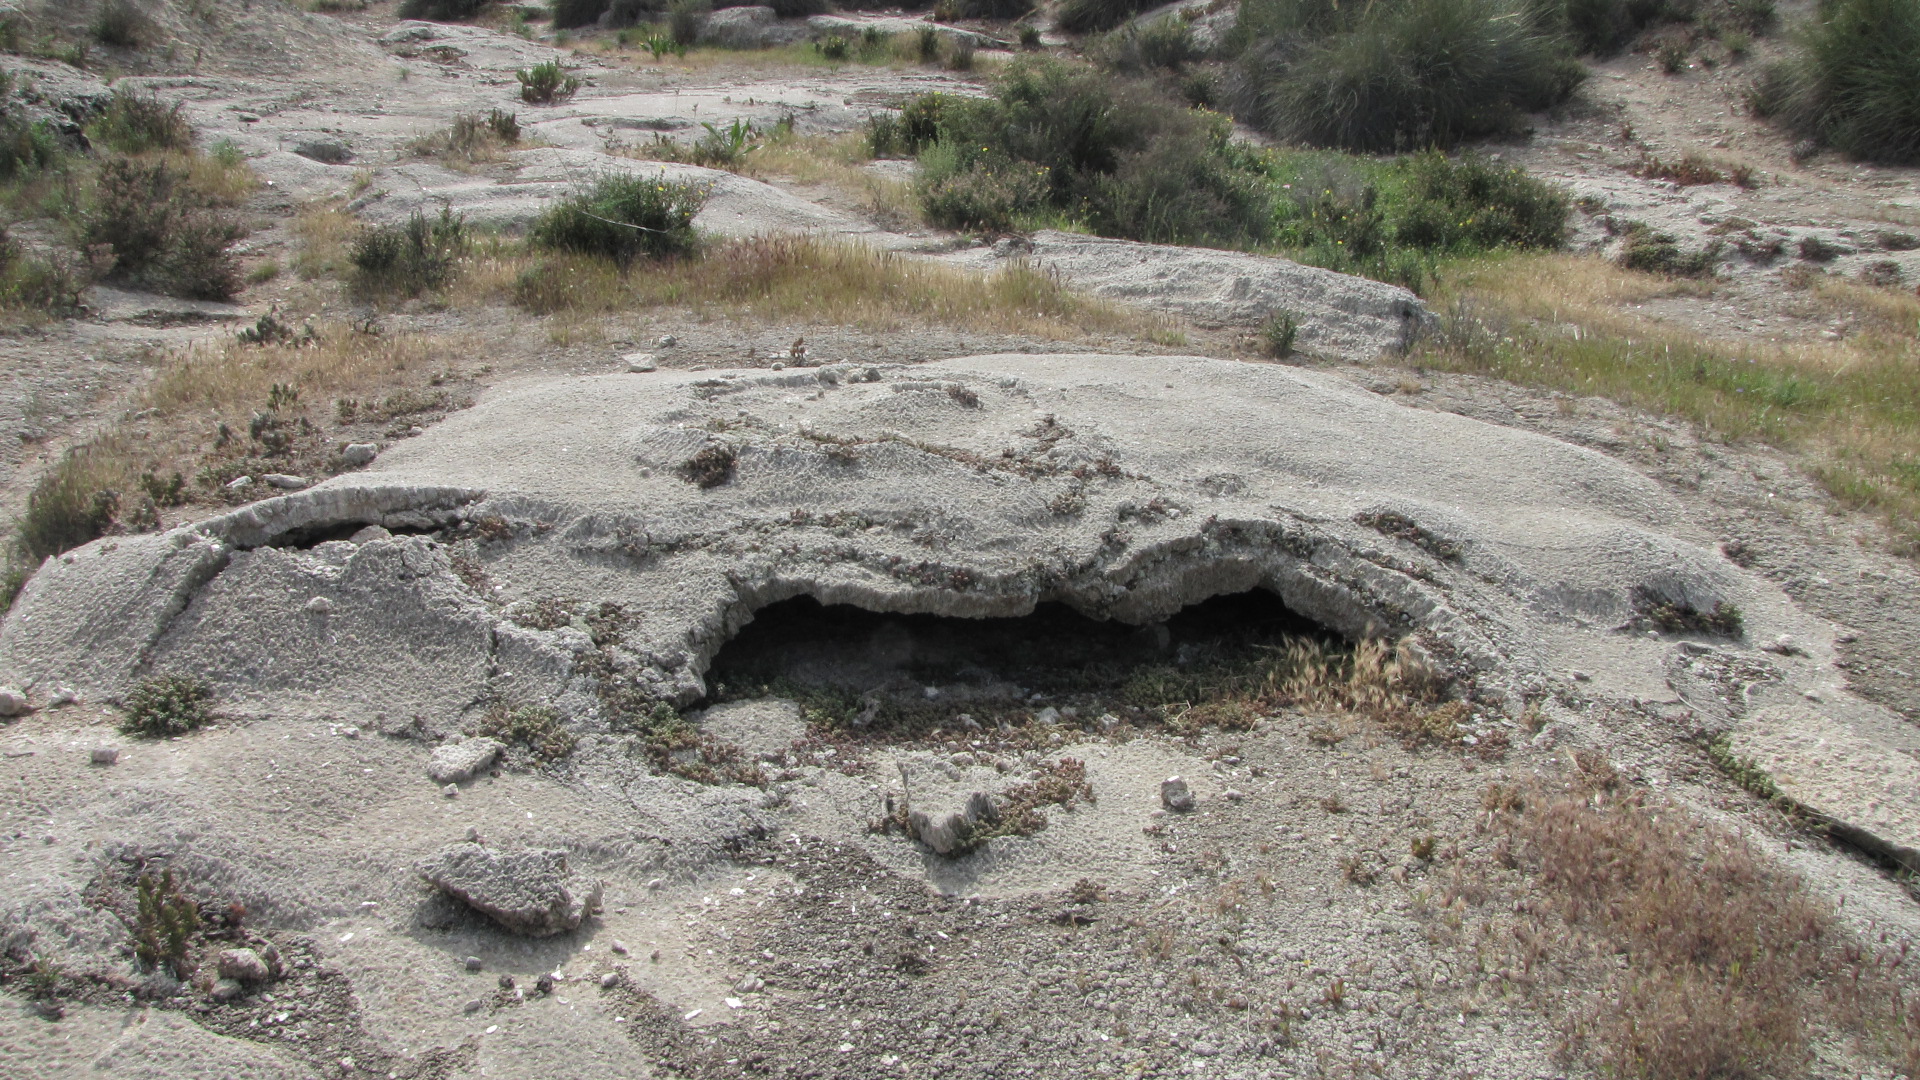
[1751,0,1920,164]
[529,173,707,266]
[0,228,85,316]
[1228,0,1585,151]
[349,209,468,298]
[87,91,193,154]
[82,157,245,299]
[907,58,1273,245]
[1057,0,1158,33]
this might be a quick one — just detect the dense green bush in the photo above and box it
[398,0,492,19]
[14,444,122,566]
[1090,15,1202,71]
[1057,0,1158,34]
[909,59,1273,245]
[918,156,1049,231]
[0,115,62,179]
[518,60,582,104]
[0,228,85,315]
[121,676,214,738]
[530,173,708,265]
[90,0,149,48]
[552,0,609,27]
[87,91,193,154]
[82,157,244,300]
[1262,150,1568,289]
[1229,0,1584,151]
[349,209,468,298]
[1751,0,1920,164]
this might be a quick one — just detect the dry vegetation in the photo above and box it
[1464,760,1920,1079]
[472,234,1174,340]
[1420,253,1920,552]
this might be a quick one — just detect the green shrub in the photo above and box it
[816,33,850,59]
[552,0,609,26]
[0,229,86,316]
[1261,310,1299,356]
[530,173,708,266]
[1230,0,1584,151]
[82,157,244,299]
[87,90,193,154]
[121,676,214,738]
[518,60,581,104]
[1057,0,1157,34]
[0,116,63,179]
[767,0,829,14]
[669,0,708,46]
[1618,224,1721,276]
[1391,152,1568,250]
[132,869,201,977]
[909,59,1273,245]
[90,0,148,47]
[349,209,468,298]
[1092,15,1202,71]
[14,443,124,565]
[476,703,577,762]
[1751,0,1920,164]
[398,0,492,19]
[953,0,1035,16]
[918,156,1049,230]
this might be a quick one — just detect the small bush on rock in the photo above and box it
[518,60,581,104]
[1751,0,1920,164]
[121,676,215,738]
[530,173,707,266]
[87,91,193,154]
[82,157,245,299]
[90,0,149,48]
[1228,0,1584,151]
[476,703,577,762]
[348,208,468,299]
[132,869,200,977]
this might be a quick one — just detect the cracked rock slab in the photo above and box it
[427,738,504,785]
[1729,706,1920,870]
[418,843,604,937]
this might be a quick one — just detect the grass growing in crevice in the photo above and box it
[489,234,1172,340]
[474,702,577,763]
[1417,253,1920,554]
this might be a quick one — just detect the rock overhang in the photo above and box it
[0,354,1764,724]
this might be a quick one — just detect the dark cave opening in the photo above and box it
[702,589,1343,733]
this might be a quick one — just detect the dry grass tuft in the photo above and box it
[1491,774,1920,1079]
[484,235,1174,341]
[1426,252,1920,554]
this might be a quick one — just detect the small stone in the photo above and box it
[1570,670,1592,683]
[407,425,425,437]
[657,335,677,347]
[419,842,604,936]
[1161,776,1196,812]
[218,948,272,984]
[1222,789,1246,802]
[599,971,620,988]
[464,955,484,972]
[91,746,119,766]
[340,725,359,739]
[427,738,504,785]
[305,596,334,615]
[348,524,392,544]
[225,475,252,490]
[48,686,77,707]
[734,973,764,993]
[610,940,629,955]
[623,352,658,373]
[463,998,484,1014]
[771,362,785,371]
[210,977,245,1003]
[498,974,515,990]
[340,442,379,467]
[262,474,309,490]
[1033,706,1060,725]
[0,686,27,716]
[443,783,458,798]
[534,973,555,995]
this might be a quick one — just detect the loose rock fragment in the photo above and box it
[90,746,119,766]
[623,352,658,373]
[0,686,26,716]
[210,978,245,1003]
[263,474,310,490]
[427,738,504,785]
[418,842,604,936]
[340,442,379,467]
[218,948,272,983]
[1161,776,1196,812]
[909,791,999,856]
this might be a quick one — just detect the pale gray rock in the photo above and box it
[90,746,118,765]
[428,738,504,785]
[623,352,658,373]
[209,978,245,1003]
[0,685,26,715]
[910,790,999,855]
[1729,705,1920,870]
[697,6,808,48]
[341,443,379,467]
[1161,776,1195,812]
[418,843,605,936]
[263,474,310,490]
[939,231,1434,360]
[217,948,271,983]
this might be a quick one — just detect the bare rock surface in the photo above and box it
[939,232,1434,359]
[427,737,504,785]
[418,842,605,936]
